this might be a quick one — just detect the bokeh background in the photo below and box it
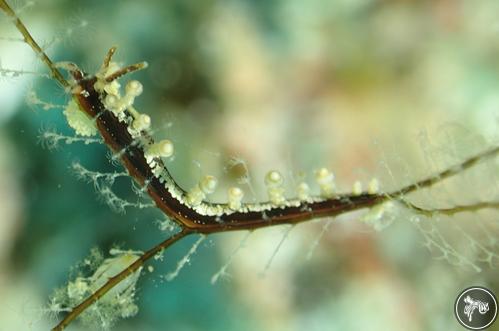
[0,0,499,330]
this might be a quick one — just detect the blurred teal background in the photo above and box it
[0,0,499,330]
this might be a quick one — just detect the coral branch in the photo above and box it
[400,200,499,217]
[0,0,69,87]
[52,229,190,331]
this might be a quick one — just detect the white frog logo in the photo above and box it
[464,295,489,322]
